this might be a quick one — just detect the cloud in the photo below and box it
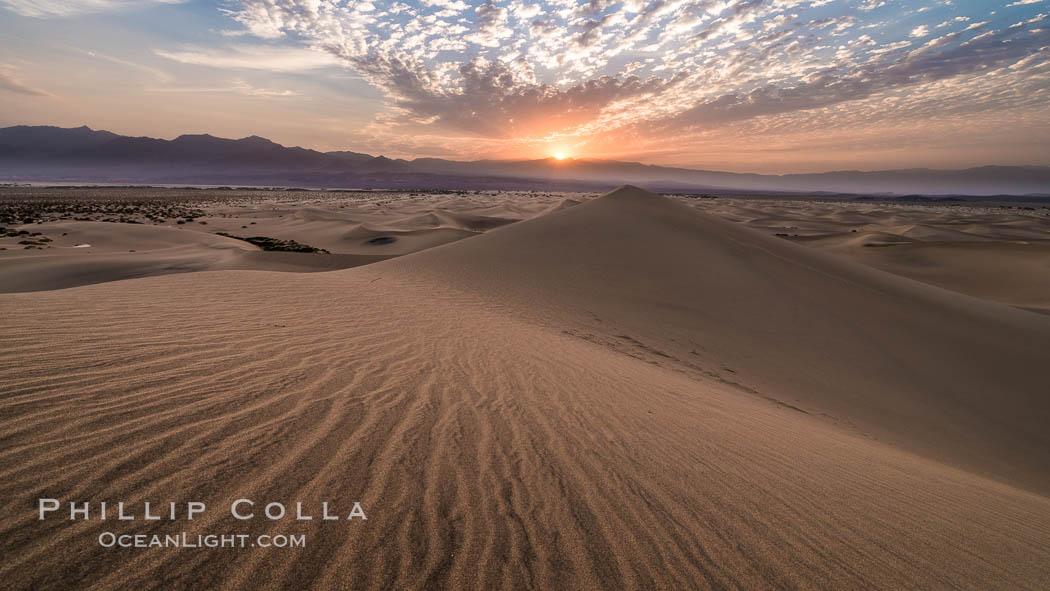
[653,23,1050,130]
[464,1,512,47]
[344,54,670,137]
[0,0,185,18]
[154,45,342,72]
[224,0,1050,148]
[229,79,297,96]
[0,66,50,96]
[147,79,297,97]
[77,48,174,83]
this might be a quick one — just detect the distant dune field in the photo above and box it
[0,188,574,292]
[1,187,1049,590]
[688,197,1050,314]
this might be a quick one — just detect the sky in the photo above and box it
[1,0,1048,172]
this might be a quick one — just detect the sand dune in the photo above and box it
[0,221,251,292]
[688,197,1050,312]
[2,187,1049,589]
[0,221,388,292]
[0,190,577,291]
[197,191,567,256]
[392,187,1050,492]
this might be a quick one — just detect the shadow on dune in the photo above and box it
[387,185,1050,494]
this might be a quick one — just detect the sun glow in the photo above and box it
[553,152,568,160]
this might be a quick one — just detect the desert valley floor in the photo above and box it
[1,186,1049,590]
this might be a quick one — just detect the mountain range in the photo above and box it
[2,125,1048,197]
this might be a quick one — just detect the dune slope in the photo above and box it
[390,186,1050,493]
[0,222,389,292]
[1,187,1049,590]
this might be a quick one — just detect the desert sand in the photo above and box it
[688,197,1050,314]
[0,188,573,292]
[2,186,1049,590]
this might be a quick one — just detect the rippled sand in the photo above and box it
[2,187,1049,590]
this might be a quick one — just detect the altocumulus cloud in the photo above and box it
[647,20,1050,131]
[191,0,1050,143]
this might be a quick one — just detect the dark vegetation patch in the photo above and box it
[367,236,397,245]
[2,226,53,249]
[215,232,329,253]
[1,227,39,238]
[0,188,205,225]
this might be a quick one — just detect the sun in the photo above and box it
[553,152,568,160]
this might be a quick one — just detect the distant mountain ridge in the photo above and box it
[1,125,1048,196]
